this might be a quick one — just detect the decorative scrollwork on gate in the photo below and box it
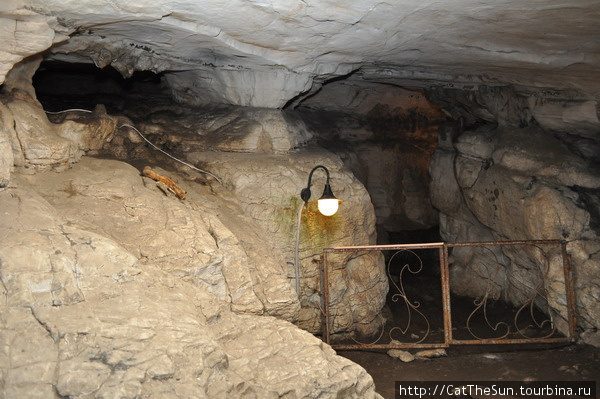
[321,240,575,350]
[350,249,432,346]
[461,244,559,341]
[387,250,431,344]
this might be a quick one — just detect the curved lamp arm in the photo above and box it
[300,165,339,216]
[300,165,330,204]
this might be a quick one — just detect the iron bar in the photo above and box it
[450,337,571,345]
[320,239,577,350]
[446,240,562,248]
[325,242,445,253]
[561,241,577,341]
[332,343,449,350]
[441,244,452,345]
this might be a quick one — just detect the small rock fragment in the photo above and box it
[156,181,173,197]
[415,348,447,359]
[387,349,415,362]
[482,353,500,360]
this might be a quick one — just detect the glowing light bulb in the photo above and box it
[318,198,339,216]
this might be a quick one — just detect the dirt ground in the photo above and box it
[334,239,600,399]
[341,343,600,398]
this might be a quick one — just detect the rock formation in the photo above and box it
[429,89,600,341]
[1,1,599,397]
[0,167,380,398]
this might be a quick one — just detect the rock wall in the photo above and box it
[0,87,384,397]
[0,169,381,398]
[430,121,600,340]
[299,80,447,238]
[114,102,389,336]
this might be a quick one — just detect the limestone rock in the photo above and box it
[185,148,388,336]
[2,54,44,102]
[527,98,600,135]
[298,83,445,234]
[0,4,69,85]
[492,127,600,189]
[166,69,314,108]
[0,170,383,399]
[3,1,598,109]
[415,348,447,359]
[1,96,119,171]
[431,125,600,337]
[135,105,312,154]
[429,150,463,217]
[387,349,415,362]
[0,104,14,189]
[5,97,79,169]
[109,105,388,336]
[26,157,300,321]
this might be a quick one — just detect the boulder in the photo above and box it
[186,148,389,335]
[0,170,382,399]
[26,157,300,321]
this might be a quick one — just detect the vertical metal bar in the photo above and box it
[440,244,453,345]
[322,250,331,344]
[561,241,577,341]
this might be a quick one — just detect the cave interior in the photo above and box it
[1,2,600,398]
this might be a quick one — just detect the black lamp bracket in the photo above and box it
[300,165,330,204]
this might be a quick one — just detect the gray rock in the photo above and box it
[186,148,389,336]
[387,349,415,362]
[0,171,383,399]
[431,124,600,339]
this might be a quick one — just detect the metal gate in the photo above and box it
[320,240,577,349]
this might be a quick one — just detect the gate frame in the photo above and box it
[320,240,577,350]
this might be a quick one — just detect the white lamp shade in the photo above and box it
[317,198,339,216]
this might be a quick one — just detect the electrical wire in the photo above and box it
[44,108,222,184]
[293,201,305,297]
[119,124,222,184]
[45,109,93,114]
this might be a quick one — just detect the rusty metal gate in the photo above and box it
[320,240,577,350]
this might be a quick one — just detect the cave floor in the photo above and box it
[340,342,600,398]
[336,245,600,399]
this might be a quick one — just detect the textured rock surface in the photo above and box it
[0,1,69,85]
[0,104,14,189]
[0,172,382,398]
[186,149,388,335]
[430,124,600,334]
[26,157,301,320]
[1,1,598,108]
[112,102,389,336]
[0,94,118,171]
[299,81,446,236]
[134,105,313,154]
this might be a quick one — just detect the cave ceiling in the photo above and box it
[4,0,600,107]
